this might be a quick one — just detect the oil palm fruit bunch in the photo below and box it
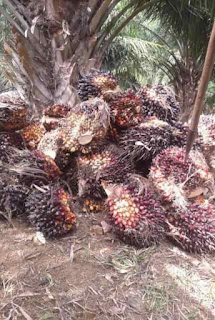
[99,155,134,184]
[103,176,167,247]
[78,71,118,101]
[25,186,77,237]
[78,166,107,211]
[104,89,143,129]
[170,121,201,150]
[0,132,24,162]
[119,117,172,162]
[6,149,62,186]
[0,179,29,218]
[37,128,61,159]
[106,125,120,143]
[20,122,46,149]
[149,147,214,209]
[137,85,179,125]
[198,115,215,171]
[76,144,124,212]
[77,143,121,174]
[58,98,110,154]
[0,98,28,131]
[44,104,71,118]
[43,104,72,131]
[166,200,215,253]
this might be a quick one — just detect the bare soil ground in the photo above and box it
[1,212,215,320]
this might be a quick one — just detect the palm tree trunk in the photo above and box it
[2,0,101,116]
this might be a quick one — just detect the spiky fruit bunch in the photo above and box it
[0,180,29,217]
[20,123,46,149]
[58,98,110,154]
[37,128,60,159]
[150,147,214,208]
[198,115,215,171]
[7,149,62,186]
[44,104,71,118]
[137,85,179,124]
[104,89,143,129]
[171,121,201,150]
[106,125,120,143]
[78,166,107,202]
[0,104,28,131]
[198,115,215,151]
[166,201,215,253]
[0,132,24,162]
[78,71,118,101]
[119,117,172,161]
[26,187,77,237]
[77,145,124,207]
[104,179,166,247]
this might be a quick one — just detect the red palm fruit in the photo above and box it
[166,201,215,253]
[119,117,172,161]
[26,186,77,237]
[149,147,214,209]
[0,132,24,162]
[58,98,110,154]
[104,89,144,129]
[44,104,71,118]
[104,178,167,247]
[78,71,118,101]
[137,85,180,125]
[20,122,46,149]
[0,96,28,131]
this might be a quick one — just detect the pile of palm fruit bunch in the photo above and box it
[1,70,215,254]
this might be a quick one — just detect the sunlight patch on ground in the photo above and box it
[165,259,215,316]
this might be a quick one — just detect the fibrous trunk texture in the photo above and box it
[3,0,100,117]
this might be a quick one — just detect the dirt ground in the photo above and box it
[1,211,215,320]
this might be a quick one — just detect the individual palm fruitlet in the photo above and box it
[78,71,118,101]
[137,85,180,124]
[104,178,167,247]
[26,186,77,237]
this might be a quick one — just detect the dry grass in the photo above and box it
[1,215,215,320]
